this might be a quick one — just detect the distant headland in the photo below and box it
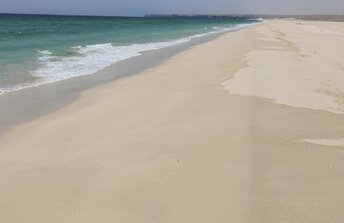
[145,14,344,21]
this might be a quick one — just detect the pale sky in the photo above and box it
[1,0,343,16]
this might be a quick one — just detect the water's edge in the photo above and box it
[0,25,255,136]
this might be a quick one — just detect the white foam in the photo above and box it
[249,18,265,22]
[0,22,261,95]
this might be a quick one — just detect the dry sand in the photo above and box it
[0,20,344,223]
[223,20,344,114]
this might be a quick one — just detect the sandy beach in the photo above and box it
[1,19,344,222]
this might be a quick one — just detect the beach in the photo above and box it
[0,19,344,222]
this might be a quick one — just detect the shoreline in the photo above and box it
[1,19,344,222]
[0,25,256,136]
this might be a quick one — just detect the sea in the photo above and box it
[0,14,262,94]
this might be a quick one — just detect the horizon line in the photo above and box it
[0,12,343,18]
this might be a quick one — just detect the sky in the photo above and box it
[1,0,343,16]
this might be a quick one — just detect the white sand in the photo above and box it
[0,20,344,223]
[302,138,344,147]
[223,20,344,114]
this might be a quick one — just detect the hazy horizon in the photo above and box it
[0,12,344,17]
[0,0,343,17]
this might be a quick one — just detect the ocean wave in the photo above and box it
[248,18,265,22]
[0,22,261,95]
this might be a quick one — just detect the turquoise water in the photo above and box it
[0,14,261,94]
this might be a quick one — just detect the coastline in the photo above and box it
[1,19,344,222]
[0,26,249,136]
